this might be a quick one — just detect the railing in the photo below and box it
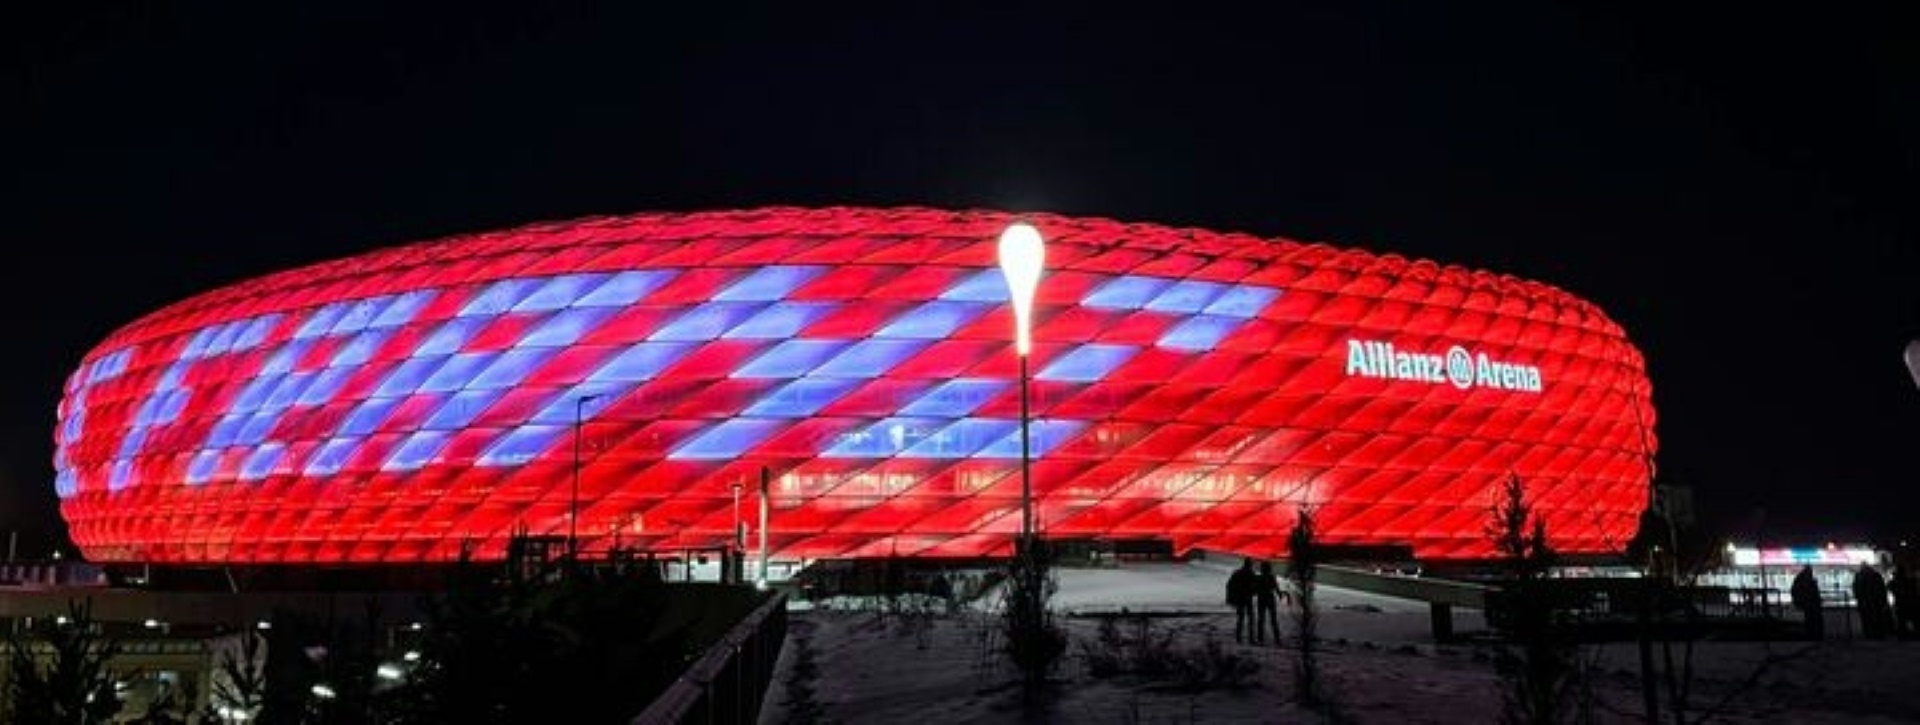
[632,592,788,725]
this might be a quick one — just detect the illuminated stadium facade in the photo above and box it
[53,207,1655,564]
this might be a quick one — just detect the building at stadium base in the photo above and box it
[52,207,1656,566]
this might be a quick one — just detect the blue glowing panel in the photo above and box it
[478,425,565,466]
[261,373,315,413]
[186,450,221,485]
[234,411,282,447]
[741,378,861,418]
[239,443,286,481]
[586,342,692,383]
[876,301,991,339]
[374,356,451,397]
[461,279,541,317]
[298,368,354,406]
[576,270,676,308]
[372,291,436,328]
[426,389,506,430]
[295,304,348,340]
[235,315,281,350]
[205,321,244,357]
[304,438,362,476]
[260,341,312,376]
[417,317,489,356]
[1085,277,1172,310]
[1037,344,1138,382]
[340,397,403,437]
[419,352,500,393]
[205,415,244,448]
[181,327,215,360]
[385,431,450,471]
[330,329,393,367]
[1204,285,1281,318]
[813,340,931,378]
[900,378,1008,417]
[669,419,786,460]
[1145,280,1228,314]
[231,375,281,414]
[513,274,610,312]
[975,419,1088,459]
[714,266,824,302]
[734,340,851,379]
[526,382,631,425]
[109,460,133,491]
[330,296,392,335]
[1158,315,1246,351]
[649,302,766,342]
[468,348,560,390]
[723,302,838,339]
[938,268,1010,302]
[822,417,942,458]
[517,308,615,348]
[904,418,1019,459]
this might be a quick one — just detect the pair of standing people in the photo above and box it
[1226,558,1288,645]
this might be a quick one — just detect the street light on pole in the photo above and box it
[571,393,602,570]
[997,221,1046,549]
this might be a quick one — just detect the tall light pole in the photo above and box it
[571,393,601,569]
[997,221,1046,549]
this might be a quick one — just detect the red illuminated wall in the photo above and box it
[53,207,1655,563]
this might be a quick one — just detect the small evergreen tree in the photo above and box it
[1487,473,1576,725]
[1003,536,1065,696]
[3,599,123,724]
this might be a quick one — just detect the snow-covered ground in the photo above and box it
[758,562,1920,723]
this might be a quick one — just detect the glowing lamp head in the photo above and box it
[996,221,1047,356]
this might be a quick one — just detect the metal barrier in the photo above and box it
[632,592,788,725]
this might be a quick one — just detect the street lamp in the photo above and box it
[571,393,602,568]
[997,221,1045,547]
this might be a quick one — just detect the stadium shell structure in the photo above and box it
[54,207,1655,564]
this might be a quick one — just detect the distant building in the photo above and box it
[52,207,1654,565]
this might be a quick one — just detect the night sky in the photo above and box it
[4,4,1914,557]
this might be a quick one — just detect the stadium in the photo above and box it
[52,207,1655,565]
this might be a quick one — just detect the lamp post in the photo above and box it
[571,393,602,569]
[997,221,1046,551]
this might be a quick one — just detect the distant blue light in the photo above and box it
[1084,277,1172,310]
[714,266,824,302]
[478,425,565,466]
[513,273,610,312]
[1158,315,1245,351]
[587,342,693,383]
[822,417,944,458]
[904,418,1019,459]
[649,302,767,342]
[734,340,851,379]
[1144,280,1228,314]
[295,304,348,340]
[576,270,677,308]
[461,279,540,317]
[340,397,403,437]
[1037,344,1138,382]
[186,450,221,485]
[876,301,990,339]
[304,438,362,476]
[385,431,450,471]
[374,356,450,397]
[329,329,393,367]
[259,341,312,376]
[417,317,488,356]
[1203,285,1281,318]
[900,378,1008,417]
[372,291,435,328]
[329,296,391,335]
[723,302,837,339]
[468,348,558,390]
[425,389,504,430]
[812,340,930,378]
[938,269,1009,302]
[741,378,861,417]
[239,443,287,481]
[975,419,1087,459]
[419,352,500,393]
[669,419,787,459]
[517,307,615,348]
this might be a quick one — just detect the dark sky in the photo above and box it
[3,3,1914,556]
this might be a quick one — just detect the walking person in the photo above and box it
[1226,558,1255,643]
[1791,565,1823,640]
[1255,561,1287,646]
[1888,565,1918,640]
[1853,563,1894,640]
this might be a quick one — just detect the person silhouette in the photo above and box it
[1790,565,1823,640]
[1226,558,1255,643]
[1255,561,1286,646]
[1853,563,1894,640]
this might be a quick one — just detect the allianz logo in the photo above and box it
[1344,339,1543,393]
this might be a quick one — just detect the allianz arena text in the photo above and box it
[53,207,1655,563]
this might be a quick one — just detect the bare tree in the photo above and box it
[3,598,123,724]
[1288,505,1323,708]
